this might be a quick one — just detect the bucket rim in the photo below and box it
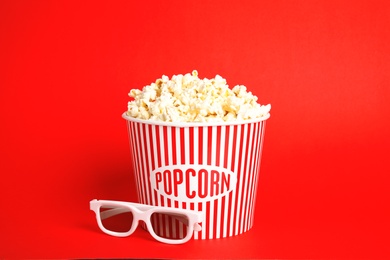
[122,112,270,127]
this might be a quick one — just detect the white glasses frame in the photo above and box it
[90,199,204,244]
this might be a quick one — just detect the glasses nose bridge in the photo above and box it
[135,209,152,223]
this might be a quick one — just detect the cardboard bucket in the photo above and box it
[123,113,269,240]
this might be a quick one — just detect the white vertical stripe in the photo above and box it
[235,123,248,235]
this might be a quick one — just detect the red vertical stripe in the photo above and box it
[189,127,194,164]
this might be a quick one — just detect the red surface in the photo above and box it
[1,0,389,258]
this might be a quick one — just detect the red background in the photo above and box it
[1,0,389,258]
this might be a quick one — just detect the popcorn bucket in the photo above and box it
[123,113,269,240]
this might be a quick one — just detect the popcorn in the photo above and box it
[126,70,271,122]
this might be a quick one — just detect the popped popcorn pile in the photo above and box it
[126,70,271,122]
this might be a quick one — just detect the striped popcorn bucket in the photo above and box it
[123,113,269,240]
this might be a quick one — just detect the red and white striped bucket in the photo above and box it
[123,113,269,240]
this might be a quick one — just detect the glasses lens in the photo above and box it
[150,212,190,240]
[99,206,133,233]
